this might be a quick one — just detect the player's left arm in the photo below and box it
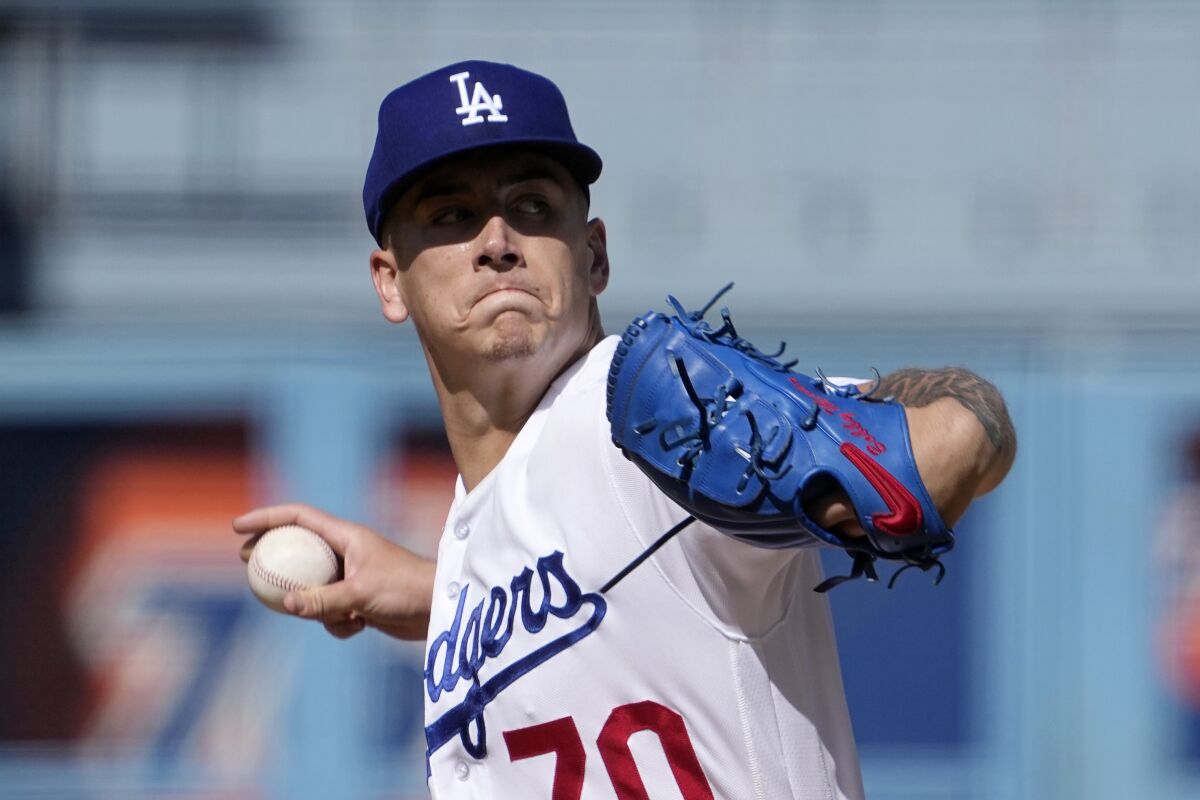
[879,366,1017,494]
[810,367,1016,534]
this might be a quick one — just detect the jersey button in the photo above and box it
[454,760,470,781]
[453,522,471,540]
[446,581,460,599]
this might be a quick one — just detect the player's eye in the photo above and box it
[430,206,472,226]
[513,197,549,216]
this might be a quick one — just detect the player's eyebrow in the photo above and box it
[497,165,563,189]
[411,179,474,207]
[411,161,565,208]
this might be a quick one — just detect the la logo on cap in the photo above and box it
[449,71,508,126]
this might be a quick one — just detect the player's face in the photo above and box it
[370,150,608,367]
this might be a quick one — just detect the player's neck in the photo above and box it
[432,322,605,492]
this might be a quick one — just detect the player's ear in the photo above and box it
[584,217,609,297]
[369,248,409,323]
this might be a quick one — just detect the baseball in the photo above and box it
[247,524,339,613]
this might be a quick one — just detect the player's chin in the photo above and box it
[482,325,539,362]
[482,338,535,362]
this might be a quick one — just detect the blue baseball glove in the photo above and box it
[605,286,954,592]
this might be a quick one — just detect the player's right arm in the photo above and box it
[235,504,435,641]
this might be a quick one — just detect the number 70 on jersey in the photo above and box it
[503,700,716,800]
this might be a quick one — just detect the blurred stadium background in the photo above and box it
[1,1,1199,798]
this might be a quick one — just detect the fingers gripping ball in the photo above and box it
[247,525,340,613]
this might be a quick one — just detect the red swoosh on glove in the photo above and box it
[839,442,923,537]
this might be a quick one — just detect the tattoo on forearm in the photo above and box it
[876,367,1017,459]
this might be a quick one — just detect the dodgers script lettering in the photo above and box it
[424,551,606,761]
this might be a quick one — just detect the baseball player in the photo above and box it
[236,61,1016,799]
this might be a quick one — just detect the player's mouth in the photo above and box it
[475,285,535,306]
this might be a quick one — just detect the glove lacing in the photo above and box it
[635,351,793,497]
[667,283,799,373]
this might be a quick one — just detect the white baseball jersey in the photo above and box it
[423,335,865,800]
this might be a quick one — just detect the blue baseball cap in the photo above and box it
[362,60,603,246]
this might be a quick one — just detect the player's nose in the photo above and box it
[474,215,521,271]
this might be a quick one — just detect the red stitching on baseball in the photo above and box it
[251,557,310,593]
[251,529,338,593]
